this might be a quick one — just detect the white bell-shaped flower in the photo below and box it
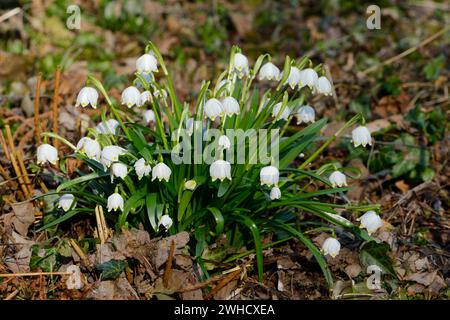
[233,53,249,77]
[100,145,126,169]
[137,91,151,107]
[272,102,291,120]
[58,194,75,212]
[218,135,231,150]
[154,89,167,99]
[134,158,151,180]
[358,211,383,235]
[270,186,281,200]
[76,137,101,161]
[96,119,120,135]
[299,68,318,89]
[37,144,59,165]
[160,215,173,229]
[329,170,347,187]
[107,193,124,212]
[284,66,301,89]
[221,96,240,116]
[204,98,223,121]
[217,79,229,96]
[296,105,315,124]
[136,72,154,88]
[152,162,172,182]
[136,53,158,73]
[315,76,333,96]
[321,237,341,258]
[352,126,372,148]
[210,160,232,182]
[260,166,279,187]
[121,86,140,108]
[75,87,98,109]
[184,179,197,190]
[259,62,281,81]
[144,109,156,124]
[111,162,128,181]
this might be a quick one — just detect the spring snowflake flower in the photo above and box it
[329,171,347,187]
[296,105,315,124]
[321,237,341,258]
[134,158,151,180]
[233,52,249,78]
[111,162,128,181]
[96,119,120,135]
[121,86,141,108]
[284,66,302,89]
[152,162,172,182]
[315,76,333,96]
[58,194,75,212]
[137,91,151,107]
[221,96,240,116]
[76,137,101,161]
[210,160,232,182]
[136,53,158,73]
[258,62,281,81]
[272,102,291,120]
[160,215,173,229]
[358,211,383,235]
[37,144,59,165]
[204,98,223,121]
[217,79,229,96]
[136,72,154,88]
[75,87,98,109]
[260,166,279,187]
[299,68,318,89]
[184,179,197,190]
[100,146,126,169]
[218,135,231,150]
[107,193,124,212]
[270,186,281,200]
[144,109,156,124]
[351,126,372,148]
[154,89,167,99]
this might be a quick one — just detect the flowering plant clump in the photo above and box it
[36,42,381,285]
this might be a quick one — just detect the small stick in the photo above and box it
[5,289,19,300]
[15,151,33,195]
[0,130,10,161]
[52,67,61,148]
[69,239,91,267]
[204,269,241,300]
[163,240,175,288]
[38,179,49,193]
[4,125,16,155]
[0,271,71,277]
[9,152,29,198]
[34,73,43,144]
[0,162,9,180]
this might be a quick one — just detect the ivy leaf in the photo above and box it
[97,259,127,280]
[359,241,396,277]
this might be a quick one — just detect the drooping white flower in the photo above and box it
[121,86,140,108]
[272,102,291,120]
[329,171,347,187]
[137,91,151,107]
[154,89,167,99]
[299,68,318,89]
[58,194,75,212]
[296,105,315,124]
[184,179,197,190]
[321,237,341,258]
[107,193,124,212]
[152,162,172,182]
[221,96,240,116]
[260,166,279,187]
[100,145,126,169]
[217,79,229,96]
[315,76,333,96]
[37,144,59,165]
[136,72,154,88]
[76,137,101,161]
[210,160,232,182]
[352,126,372,148]
[284,66,301,89]
[136,53,158,73]
[144,109,156,124]
[204,98,223,121]
[134,158,151,180]
[218,135,231,150]
[160,215,173,229]
[259,62,281,81]
[233,52,249,77]
[270,186,281,200]
[75,87,98,109]
[96,119,120,135]
[358,211,383,235]
[111,162,128,181]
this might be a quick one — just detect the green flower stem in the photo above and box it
[41,132,76,150]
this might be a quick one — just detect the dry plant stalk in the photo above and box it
[9,153,29,198]
[0,271,71,277]
[0,130,10,161]
[15,151,33,195]
[69,239,91,267]
[94,205,110,244]
[204,269,241,300]
[34,72,43,144]
[52,68,61,148]
[163,240,175,288]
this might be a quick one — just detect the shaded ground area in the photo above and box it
[0,1,449,299]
